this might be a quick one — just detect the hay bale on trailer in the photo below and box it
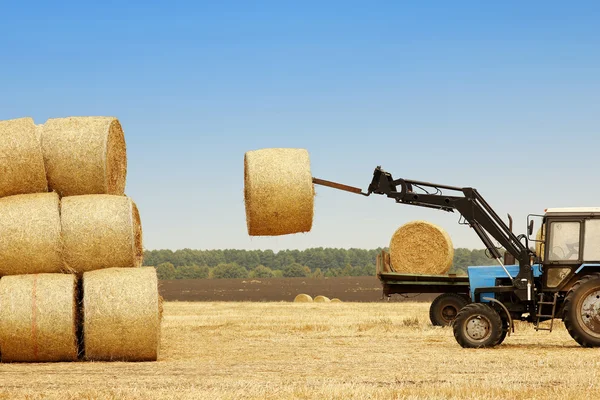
[0,118,48,198]
[244,148,314,236]
[0,193,64,275]
[61,195,143,273]
[40,117,127,196]
[389,221,454,275]
[83,267,161,361]
[0,274,78,362]
[294,294,313,302]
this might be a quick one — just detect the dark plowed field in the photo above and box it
[159,276,438,302]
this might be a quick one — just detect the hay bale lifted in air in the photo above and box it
[389,221,454,275]
[244,148,314,236]
[0,118,48,198]
[0,193,64,275]
[83,267,161,361]
[61,195,143,273]
[41,117,127,196]
[314,295,331,303]
[294,294,313,303]
[0,274,78,362]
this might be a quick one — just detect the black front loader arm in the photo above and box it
[314,166,535,292]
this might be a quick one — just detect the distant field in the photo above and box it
[2,302,599,399]
[159,276,438,302]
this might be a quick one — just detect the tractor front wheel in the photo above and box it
[452,303,503,348]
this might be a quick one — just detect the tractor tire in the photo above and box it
[495,317,509,346]
[563,273,600,347]
[452,303,503,348]
[429,293,470,326]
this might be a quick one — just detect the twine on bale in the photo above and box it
[61,195,143,273]
[244,148,314,236]
[389,221,454,275]
[83,267,161,361]
[40,117,127,196]
[0,118,48,198]
[0,274,78,362]
[0,193,64,275]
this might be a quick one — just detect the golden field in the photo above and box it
[1,301,599,399]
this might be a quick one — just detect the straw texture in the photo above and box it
[244,148,314,236]
[0,274,78,362]
[61,195,143,273]
[389,221,454,275]
[293,294,313,303]
[0,193,64,275]
[41,117,127,196]
[313,295,331,303]
[0,118,48,198]
[83,267,160,361]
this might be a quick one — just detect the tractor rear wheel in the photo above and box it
[429,293,470,326]
[453,303,503,348]
[563,273,600,347]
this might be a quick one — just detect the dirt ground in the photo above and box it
[1,301,600,399]
[159,276,438,302]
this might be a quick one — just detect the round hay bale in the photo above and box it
[0,118,48,198]
[314,295,331,303]
[83,267,160,361]
[330,298,342,303]
[41,117,127,196]
[536,226,545,260]
[0,193,64,275]
[61,195,143,273]
[244,148,314,236]
[389,221,454,275]
[0,274,78,362]
[294,294,313,303]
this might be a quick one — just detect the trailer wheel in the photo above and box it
[429,293,470,326]
[452,303,503,348]
[563,273,600,347]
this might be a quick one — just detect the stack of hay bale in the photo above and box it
[0,117,161,363]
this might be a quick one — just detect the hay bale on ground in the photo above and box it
[83,267,160,361]
[0,193,64,275]
[294,294,313,303]
[330,298,342,303]
[61,195,143,273]
[314,295,330,303]
[389,221,454,275]
[0,274,78,362]
[0,118,48,198]
[244,148,314,236]
[41,117,127,196]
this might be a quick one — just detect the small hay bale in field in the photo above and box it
[389,221,454,275]
[0,118,48,197]
[61,195,143,273]
[314,295,330,303]
[294,294,313,303]
[0,274,78,362]
[331,298,342,303]
[41,117,127,196]
[0,193,64,275]
[83,267,160,361]
[244,148,314,236]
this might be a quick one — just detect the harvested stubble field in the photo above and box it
[1,302,599,399]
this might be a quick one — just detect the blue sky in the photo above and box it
[1,1,598,251]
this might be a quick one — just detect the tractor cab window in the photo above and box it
[584,219,600,261]
[548,221,580,261]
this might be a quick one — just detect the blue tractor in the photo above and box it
[314,167,600,348]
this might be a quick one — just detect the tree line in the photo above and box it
[143,248,495,280]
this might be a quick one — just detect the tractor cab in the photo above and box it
[531,207,600,292]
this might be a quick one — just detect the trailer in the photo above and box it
[376,250,471,326]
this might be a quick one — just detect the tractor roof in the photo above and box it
[545,207,600,216]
